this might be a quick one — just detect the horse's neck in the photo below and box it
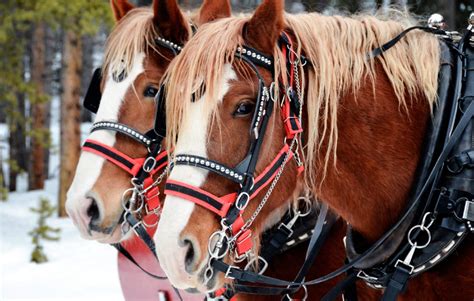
[312,64,431,243]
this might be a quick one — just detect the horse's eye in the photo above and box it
[233,102,255,117]
[144,86,159,98]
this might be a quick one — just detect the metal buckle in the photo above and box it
[395,259,414,274]
[277,223,294,238]
[462,200,474,221]
[143,156,157,173]
[357,270,379,283]
[224,265,238,279]
[235,192,250,210]
[244,255,268,275]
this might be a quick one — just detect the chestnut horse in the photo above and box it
[155,0,474,299]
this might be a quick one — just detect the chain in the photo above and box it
[293,58,304,120]
[243,137,298,230]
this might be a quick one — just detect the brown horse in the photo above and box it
[155,0,474,299]
[65,0,230,243]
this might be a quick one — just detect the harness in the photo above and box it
[165,20,474,301]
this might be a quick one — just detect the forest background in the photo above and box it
[0,0,471,213]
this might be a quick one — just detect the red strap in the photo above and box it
[280,35,303,139]
[165,180,237,217]
[250,144,293,199]
[82,139,167,177]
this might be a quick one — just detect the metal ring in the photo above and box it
[207,231,229,259]
[407,225,431,249]
[285,285,308,301]
[121,188,135,212]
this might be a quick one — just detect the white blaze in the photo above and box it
[155,64,236,288]
[66,54,145,218]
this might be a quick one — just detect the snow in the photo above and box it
[0,102,124,301]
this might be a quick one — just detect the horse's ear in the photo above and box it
[245,0,284,55]
[110,0,135,22]
[197,0,231,25]
[153,0,189,44]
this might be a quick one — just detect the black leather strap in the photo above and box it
[370,26,445,58]
[321,271,358,301]
[381,264,412,301]
[112,243,166,280]
[126,214,157,256]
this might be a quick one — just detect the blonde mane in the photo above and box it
[103,7,192,76]
[164,11,440,182]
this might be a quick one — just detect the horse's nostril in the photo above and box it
[184,239,197,273]
[86,198,100,222]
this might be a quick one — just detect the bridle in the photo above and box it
[162,32,308,288]
[82,36,183,274]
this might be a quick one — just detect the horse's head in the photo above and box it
[66,0,231,244]
[155,0,303,292]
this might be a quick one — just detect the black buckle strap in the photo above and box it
[446,149,474,173]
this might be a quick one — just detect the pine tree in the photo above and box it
[29,198,61,263]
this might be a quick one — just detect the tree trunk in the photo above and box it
[58,30,82,217]
[29,22,48,190]
[43,26,56,179]
[8,92,27,192]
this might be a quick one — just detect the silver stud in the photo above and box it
[225,169,230,174]
[205,161,210,166]
[238,176,243,181]
[186,156,190,161]
[252,53,256,58]
[230,171,234,176]
[257,55,261,60]
[190,157,195,162]
[211,163,215,168]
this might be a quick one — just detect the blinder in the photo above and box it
[84,68,102,113]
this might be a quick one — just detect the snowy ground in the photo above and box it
[0,98,124,300]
